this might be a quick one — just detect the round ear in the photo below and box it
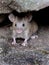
[25,14,32,22]
[8,14,15,22]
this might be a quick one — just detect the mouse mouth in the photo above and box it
[16,29,23,33]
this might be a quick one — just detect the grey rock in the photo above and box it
[2,51,47,65]
[0,0,49,13]
[9,0,49,12]
[0,0,12,13]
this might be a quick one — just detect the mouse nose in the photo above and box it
[16,28,23,33]
[18,28,22,30]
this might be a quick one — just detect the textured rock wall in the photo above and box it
[0,0,49,13]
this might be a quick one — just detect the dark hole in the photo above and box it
[32,6,49,27]
[12,7,49,27]
[16,38,25,44]
[0,7,49,29]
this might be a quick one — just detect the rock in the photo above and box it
[0,0,49,13]
[1,50,48,65]
[9,0,49,12]
[0,0,12,13]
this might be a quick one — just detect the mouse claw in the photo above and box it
[31,35,38,39]
[22,42,28,46]
[22,43,26,46]
[12,42,16,45]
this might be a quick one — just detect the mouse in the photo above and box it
[8,13,38,46]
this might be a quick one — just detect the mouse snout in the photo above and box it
[17,28,23,30]
[16,28,23,33]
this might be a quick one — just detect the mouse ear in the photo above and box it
[8,14,15,22]
[25,14,32,22]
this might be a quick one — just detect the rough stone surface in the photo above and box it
[9,0,49,12]
[0,0,12,13]
[0,0,49,13]
[0,26,49,65]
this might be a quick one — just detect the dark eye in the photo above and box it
[22,23,25,27]
[15,24,17,26]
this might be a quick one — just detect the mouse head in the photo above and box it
[8,13,32,33]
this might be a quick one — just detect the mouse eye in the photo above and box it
[22,23,25,27]
[15,24,17,26]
